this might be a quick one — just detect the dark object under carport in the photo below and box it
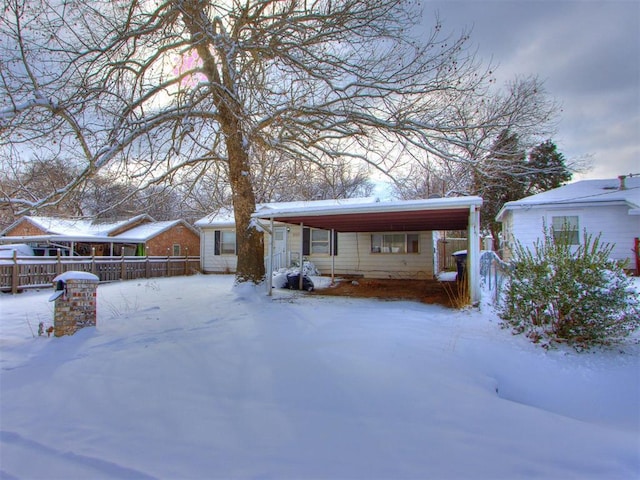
[452,250,467,282]
[285,273,315,291]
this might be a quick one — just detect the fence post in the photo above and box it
[145,246,151,278]
[91,247,97,276]
[11,250,18,294]
[56,249,63,276]
[121,252,126,280]
[184,247,189,275]
[166,248,171,277]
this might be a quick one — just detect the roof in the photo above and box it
[0,215,198,243]
[117,220,198,241]
[496,176,640,221]
[198,196,483,232]
[0,214,153,237]
[195,198,378,228]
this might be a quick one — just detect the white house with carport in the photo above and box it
[196,196,483,302]
[496,175,640,272]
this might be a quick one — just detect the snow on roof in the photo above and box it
[195,207,236,227]
[196,198,380,227]
[114,220,183,241]
[497,177,640,220]
[196,196,483,227]
[17,215,152,236]
[0,215,198,243]
[255,196,482,218]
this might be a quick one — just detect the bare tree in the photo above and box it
[0,153,86,221]
[393,76,563,199]
[250,151,374,202]
[1,0,501,283]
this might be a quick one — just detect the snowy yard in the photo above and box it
[0,274,638,479]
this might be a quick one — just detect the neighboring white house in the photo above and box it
[196,195,484,302]
[496,175,640,270]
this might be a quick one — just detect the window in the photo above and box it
[303,228,338,256]
[311,229,330,254]
[172,244,181,256]
[215,230,237,255]
[551,216,579,245]
[371,233,419,254]
[221,231,236,254]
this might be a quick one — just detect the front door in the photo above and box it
[272,227,289,270]
[273,227,287,255]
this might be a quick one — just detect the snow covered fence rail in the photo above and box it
[0,253,201,294]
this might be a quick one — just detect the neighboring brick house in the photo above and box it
[116,220,200,256]
[3,219,49,237]
[2,215,152,239]
[0,215,199,257]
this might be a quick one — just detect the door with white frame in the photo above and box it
[272,227,288,269]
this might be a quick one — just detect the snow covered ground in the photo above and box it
[0,274,638,479]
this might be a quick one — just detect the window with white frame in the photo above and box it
[371,233,419,254]
[551,216,579,245]
[311,229,330,254]
[172,244,181,256]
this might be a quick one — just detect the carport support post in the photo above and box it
[331,228,335,283]
[467,204,481,304]
[267,217,274,295]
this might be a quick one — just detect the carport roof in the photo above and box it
[253,196,482,232]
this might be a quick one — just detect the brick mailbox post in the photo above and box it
[49,271,99,337]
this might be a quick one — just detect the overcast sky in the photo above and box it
[422,0,639,181]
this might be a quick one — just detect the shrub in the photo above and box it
[499,225,640,350]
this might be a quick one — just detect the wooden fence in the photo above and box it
[0,254,201,294]
[437,238,469,271]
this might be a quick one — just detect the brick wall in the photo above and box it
[146,224,200,256]
[4,220,47,236]
[53,279,98,337]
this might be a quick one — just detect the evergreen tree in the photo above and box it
[525,140,572,195]
[473,130,527,247]
[473,133,572,249]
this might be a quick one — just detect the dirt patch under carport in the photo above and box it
[310,277,457,307]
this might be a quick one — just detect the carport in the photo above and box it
[253,196,483,303]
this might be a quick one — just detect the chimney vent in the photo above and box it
[618,175,627,190]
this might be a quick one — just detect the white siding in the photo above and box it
[505,205,640,265]
[202,224,437,278]
[286,228,434,279]
[200,228,238,273]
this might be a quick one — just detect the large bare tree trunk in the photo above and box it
[226,126,265,284]
[181,0,264,283]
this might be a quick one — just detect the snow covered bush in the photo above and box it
[499,225,640,350]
